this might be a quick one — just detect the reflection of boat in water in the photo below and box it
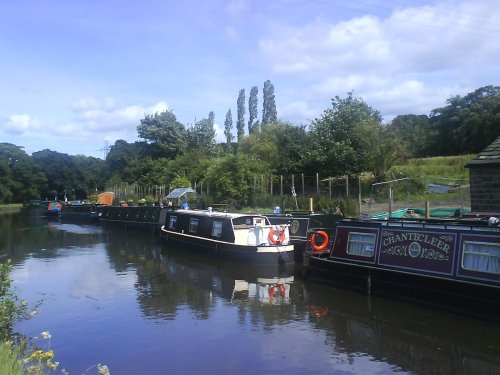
[161,208,295,266]
[302,283,500,375]
[160,242,294,305]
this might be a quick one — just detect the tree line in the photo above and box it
[1,84,498,207]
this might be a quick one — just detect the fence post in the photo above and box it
[316,173,319,195]
[346,176,349,198]
[302,174,305,197]
[271,174,273,195]
[280,175,283,197]
[358,176,362,214]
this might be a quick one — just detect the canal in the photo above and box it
[1,212,499,374]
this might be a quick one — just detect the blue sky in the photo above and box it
[1,0,498,158]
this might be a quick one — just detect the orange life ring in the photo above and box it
[311,230,329,251]
[268,227,286,245]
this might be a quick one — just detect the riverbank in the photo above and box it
[0,204,22,213]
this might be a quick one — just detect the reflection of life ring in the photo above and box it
[269,284,286,302]
[310,304,329,318]
[311,230,329,251]
[268,227,286,244]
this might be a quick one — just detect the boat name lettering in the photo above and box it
[382,232,450,253]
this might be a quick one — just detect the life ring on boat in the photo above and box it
[268,227,286,245]
[311,230,329,251]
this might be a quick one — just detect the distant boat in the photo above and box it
[161,208,295,266]
[60,201,105,220]
[45,201,62,217]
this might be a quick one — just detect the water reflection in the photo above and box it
[2,213,499,375]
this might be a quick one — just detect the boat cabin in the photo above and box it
[161,208,295,265]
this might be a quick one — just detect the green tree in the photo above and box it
[0,143,47,203]
[428,86,500,156]
[390,114,432,157]
[248,86,259,134]
[351,122,408,181]
[237,89,245,140]
[204,153,269,208]
[187,113,216,152]
[262,80,277,126]
[137,110,187,158]
[307,92,383,177]
[224,109,234,146]
[32,150,102,200]
[240,121,308,175]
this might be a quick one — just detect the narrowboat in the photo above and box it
[60,201,105,220]
[161,207,295,266]
[303,216,500,320]
[266,211,343,257]
[99,205,165,232]
[45,201,62,217]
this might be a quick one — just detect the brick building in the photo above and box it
[467,136,500,213]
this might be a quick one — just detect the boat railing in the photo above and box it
[379,218,500,232]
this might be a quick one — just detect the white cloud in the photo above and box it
[2,99,169,155]
[259,0,500,119]
[69,98,169,135]
[4,114,40,134]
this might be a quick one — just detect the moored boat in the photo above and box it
[303,215,500,320]
[161,207,295,266]
[60,201,105,220]
[45,201,62,217]
[266,210,343,257]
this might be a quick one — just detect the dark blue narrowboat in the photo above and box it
[266,211,343,258]
[60,202,105,220]
[161,208,295,266]
[303,216,500,320]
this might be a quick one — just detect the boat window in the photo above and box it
[212,221,223,237]
[169,215,177,229]
[189,218,199,233]
[254,218,265,226]
[347,232,376,257]
[462,241,500,274]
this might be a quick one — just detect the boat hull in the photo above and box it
[162,229,295,266]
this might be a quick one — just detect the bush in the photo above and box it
[0,260,33,342]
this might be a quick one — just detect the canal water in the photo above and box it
[1,212,499,375]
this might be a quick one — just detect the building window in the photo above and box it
[169,215,177,229]
[212,221,223,237]
[347,232,375,257]
[462,241,500,274]
[189,218,199,233]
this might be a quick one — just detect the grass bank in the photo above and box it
[0,204,23,213]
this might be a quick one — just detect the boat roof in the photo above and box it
[169,208,265,219]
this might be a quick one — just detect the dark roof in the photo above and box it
[467,136,500,166]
